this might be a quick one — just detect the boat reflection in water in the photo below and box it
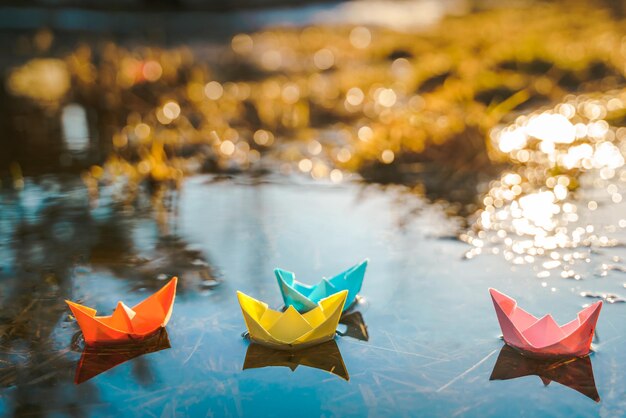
[74,329,171,385]
[337,310,369,342]
[490,345,599,402]
[243,340,349,381]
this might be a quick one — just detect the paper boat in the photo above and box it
[275,260,367,313]
[490,345,599,402]
[489,288,602,357]
[237,289,347,350]
[75,329,171,384]
[66,277,177,345]
[243,340,349,381]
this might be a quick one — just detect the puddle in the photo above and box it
[463,92,626,290]
[2,2,626,416]
[1,175,625,416]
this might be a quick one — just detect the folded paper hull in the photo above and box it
[490,345,599,402]
[66,277,177,345]
[243,340,349,381]
[489,288,602,358]
[275,260,367,313]
[237,290,347,350]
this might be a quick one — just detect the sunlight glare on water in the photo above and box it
[463,91,626,289]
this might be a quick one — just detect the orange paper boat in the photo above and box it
[489,288,602,357]
[66,277,177,345]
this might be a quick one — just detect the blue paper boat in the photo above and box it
[275,260,368,313]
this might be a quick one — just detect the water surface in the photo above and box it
[1,174,625,417]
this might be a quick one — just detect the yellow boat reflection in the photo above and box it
[243,340,349,381]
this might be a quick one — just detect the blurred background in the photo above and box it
[1,0,626,417]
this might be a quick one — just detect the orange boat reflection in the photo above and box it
[66,277,177,345]
[75,329,171,384]
[490,345,599,402]
[243,340,349,381]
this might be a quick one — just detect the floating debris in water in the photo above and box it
[580,291,626,304]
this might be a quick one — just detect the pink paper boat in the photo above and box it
[489,288,602,358]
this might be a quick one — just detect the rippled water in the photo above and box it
[1,168,626,417]
[463,91,626,299]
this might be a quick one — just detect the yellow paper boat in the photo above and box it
[237,290,347,350]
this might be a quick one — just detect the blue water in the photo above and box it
[1,174,625,417]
